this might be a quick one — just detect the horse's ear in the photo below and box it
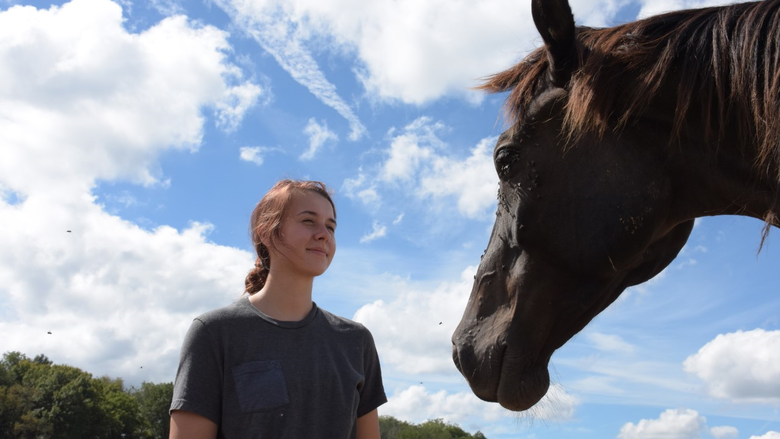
[532,0,577,87]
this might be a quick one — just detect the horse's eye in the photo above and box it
[495,147,520,180]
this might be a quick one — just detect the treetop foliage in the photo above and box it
[379,415,488,439]
[0,351,171,439]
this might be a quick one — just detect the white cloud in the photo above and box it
[215,81,265,132]
[0,0,261,196]
[347,117,497,219]
[239,146,268,165]
[342,171,381,207]
[683,329,780,402]
[354,266,475,374]
[637,0,742,18]
[147,0,185,16]
[417,136,498,219]
[210,0,533,105]
[383,382,576,428]
[380,117,443,182]
[212,0,702,106]
[213,0,366,140]
[0,194,252,384]
[301,118,338,160]
[0,0,261,384]
[359,221,387,243]
[587,332,635,354]
[392,213,404,225]
[749,433,780,439]
[710,426,739,439]
[382,385,509,429]
[210,0,748,107]
[618,408,706,439]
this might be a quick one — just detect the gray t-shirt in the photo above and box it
[170,297,387,439]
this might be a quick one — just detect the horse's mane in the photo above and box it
[482,0,780,189]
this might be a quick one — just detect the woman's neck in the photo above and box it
[249,274,314,322]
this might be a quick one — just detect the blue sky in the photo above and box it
[1,0,779,438]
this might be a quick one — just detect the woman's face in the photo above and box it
[266,190,336,279]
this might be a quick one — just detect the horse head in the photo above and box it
[451,0,714,411]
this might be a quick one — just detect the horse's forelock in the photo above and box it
[478,48,549,129]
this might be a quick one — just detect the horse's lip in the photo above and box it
[495,345,552,411]
[451,336,506,404]
[453,321,554,411]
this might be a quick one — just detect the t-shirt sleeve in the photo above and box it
[357,327,387,418]
[170,318,223,425]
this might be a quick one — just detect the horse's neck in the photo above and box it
[675,129,779,226]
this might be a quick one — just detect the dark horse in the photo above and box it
[452,0,780,411]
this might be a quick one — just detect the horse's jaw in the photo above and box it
[451,306,552,411]
[452,231,613,411]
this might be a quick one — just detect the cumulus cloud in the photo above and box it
[749,433,780,439]
[383,382,576,428]
[382,385,508,429]
[0,194,253,384]
[0,0,259,384]
[618,408,706,439]
[354,266,475,374]
[0,0,261,196]
[683,329,780,402]
[417,136,498,219]
[710,426,739,439]
[380,117,444,182]
[618,409,743,439]
[301,118,338,160]
[348,117,497,220]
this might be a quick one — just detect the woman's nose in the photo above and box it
[314,224,330,241]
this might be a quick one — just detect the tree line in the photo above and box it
[379,416,487,439]
[1,351,171,439]
[1,351,487,438]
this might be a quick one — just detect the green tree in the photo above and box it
[0,351,146,439]
[380,415,413,439]
[17,360,103,438]
[94,376,145,438]
[131,381,173,439]
[379,416,487,439]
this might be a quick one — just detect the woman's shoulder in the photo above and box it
[316,305,372,335]
[193,296,254,326]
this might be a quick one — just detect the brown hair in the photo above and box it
[244,179,336,295]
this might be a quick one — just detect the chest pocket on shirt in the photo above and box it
[232,360,290,413]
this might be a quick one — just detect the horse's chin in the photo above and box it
[453,338,552,412]
[495,350,551,411]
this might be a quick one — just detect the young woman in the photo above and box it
[169,179,386,439]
